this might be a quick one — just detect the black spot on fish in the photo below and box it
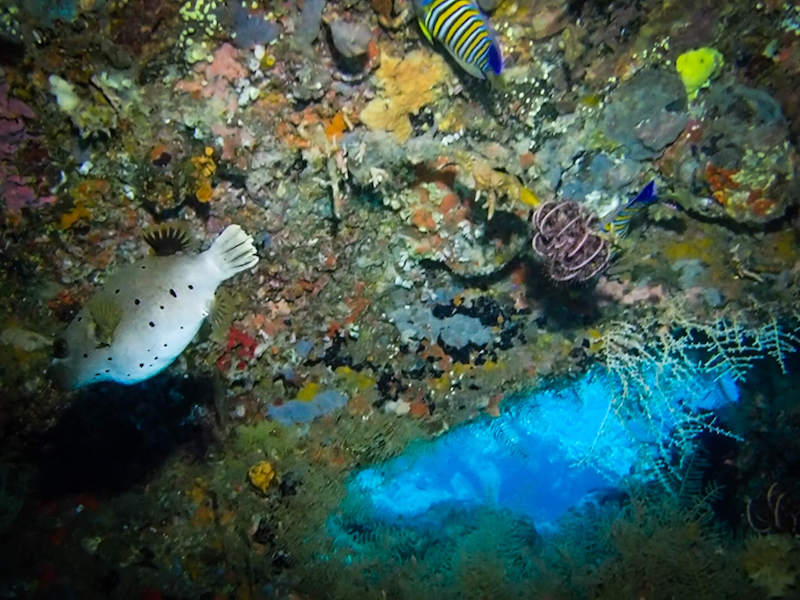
[104,369,110,373]
[115,289,120,294]
[149,321,155,327]
[107,357,112,361]
[53,338,69,358]
[169,289,177,297]
[139,363,144,367]
[77,316,82,322]
[154,356,158,360]
[163,343,168,347]
[135,299,140,305]
[83,353,88,358]
[180,326,184,329]
[159,305,164,310]
[140,265,146,269]
[188,284,194,290]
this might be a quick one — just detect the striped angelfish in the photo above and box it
[602,180,658,239]
[415,0,503,79]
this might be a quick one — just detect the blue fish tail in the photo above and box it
[601,180,658,239]
[487,39,503,75]
[628,179,657,208]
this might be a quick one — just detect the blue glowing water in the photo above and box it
[339,365,739,536]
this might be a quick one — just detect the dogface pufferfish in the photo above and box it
[51,224,259,389]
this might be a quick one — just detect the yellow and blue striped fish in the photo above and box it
[602,180,657,238]
[415,0,503,79]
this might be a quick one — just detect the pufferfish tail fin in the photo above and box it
[206,225,259,281]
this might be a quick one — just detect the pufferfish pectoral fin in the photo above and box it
[86,295,123,347]
[208,289,235,345]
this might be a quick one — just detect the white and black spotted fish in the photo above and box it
[51,224,259,389]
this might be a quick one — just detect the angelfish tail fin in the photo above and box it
[487,39,503,76]
[206,225,259,281]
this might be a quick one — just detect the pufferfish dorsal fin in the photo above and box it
[143,223,191,256]
[86,295,123,347]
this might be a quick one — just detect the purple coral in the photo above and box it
[1,82,56,213]
[1,82,34,159]
[531,200,610,282]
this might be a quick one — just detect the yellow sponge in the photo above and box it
[248,461,276,494]
[676,47,724,100]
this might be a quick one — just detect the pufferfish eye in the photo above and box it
[53,337,69,358]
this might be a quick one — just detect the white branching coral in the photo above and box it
[594,306,800,493]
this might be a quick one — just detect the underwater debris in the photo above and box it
[531,200,610,282]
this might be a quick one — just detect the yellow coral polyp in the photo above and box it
[194,180,212,202]
[675,47,724,100]
[247,460,276,494]
[195,180,213,203]
[296,381,319,402]
[191,149,217,202]
[191,153,216,177]
[335,366,376,390]
[260,54,276,70]
[60,203,91,229]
